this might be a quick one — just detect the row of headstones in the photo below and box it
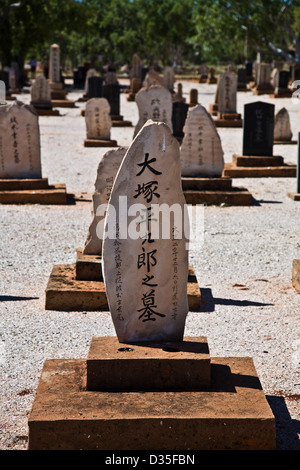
[0,77,292,180]
[199,61,300,92]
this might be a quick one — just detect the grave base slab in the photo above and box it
[287,192,300,201]
[0,178,67,204]
[51,99,76,108]
[224,155,296,178]
[292,259,300,293]
[181,177,253,205]
[213,118,243,128]
[252,87,274,96]
[111,115,133,127]
[28,353,276,450]
[34,108,60,116]
[84,138,118,147]
[274,140,297,145]
[45,264,201,312]
[86,336,211,391]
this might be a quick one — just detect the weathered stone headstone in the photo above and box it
[180,104,224,177]
[127,54,142,101]
[189,89,198,107]
[48,44,67,101]
[102,120,189,343]
[30,75,52,110]
[207,67,217,84]
[83,147,127,255]
[253,63,273,94]
[84,98,113,141]
[163,66,175,92]
[242,101,274,156]
[199,64,208,83]
[217,70,237,114]
[143,70,164,88]
[0,101,42,179]
[49,44,61,84]
[274,107,293,142]
[134,85,173,137]
[172,101,189,142]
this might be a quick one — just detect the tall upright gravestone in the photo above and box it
[242,101,274,156]
[180,104,224,177]
[103,120,189,343]
[48,43,75,107]
[30,75,59,116]
[211,70,242,127]
[84,98,118,147]
[83,147,128,255]
[180,104,253,206]
[0,100,67,203]
[134,85,173,138]
[0,101,42,179]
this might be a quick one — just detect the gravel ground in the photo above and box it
[0,78,299,450]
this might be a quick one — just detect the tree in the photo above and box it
[0,0,90,69]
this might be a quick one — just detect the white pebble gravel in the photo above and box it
[0,79,299,450]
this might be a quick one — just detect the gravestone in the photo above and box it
[217,70,237,114]
[163,66,175,92]
[143,70,164,88]
[199,64,208,83]
[103,120,189,343]
[84,98,117,147]
[83,147,128,255]
[180,104,224,177]
[127,54,142,101]
[214,71,242,127]
[103,82,120,116]
[253,63,274,95]
[207,67,217,84]
[237,68,247,91]
[134,85,173,137]
[272,70,292,97]
[103,82,132,127]
[172,101,189,143]
[243,101,274,156]
[173,83,185,103]
[245,62,253,82]
[224,100,296,177]
[49,44,66,100]
[88,76,103,99]
[274,107,294,143]
[84,68,98,97]
[189,89,198,107]
[30,75,59,115]
[0,101,42,179]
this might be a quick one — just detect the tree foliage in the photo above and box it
[1,0,300,71]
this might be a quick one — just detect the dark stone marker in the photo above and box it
[243,101,274,156]
[103,83,120,116]
[238,68,247,84]
[278,70,290,89]
[88,76,103,98]
[245,62,253,77]
[172,101,189,140]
